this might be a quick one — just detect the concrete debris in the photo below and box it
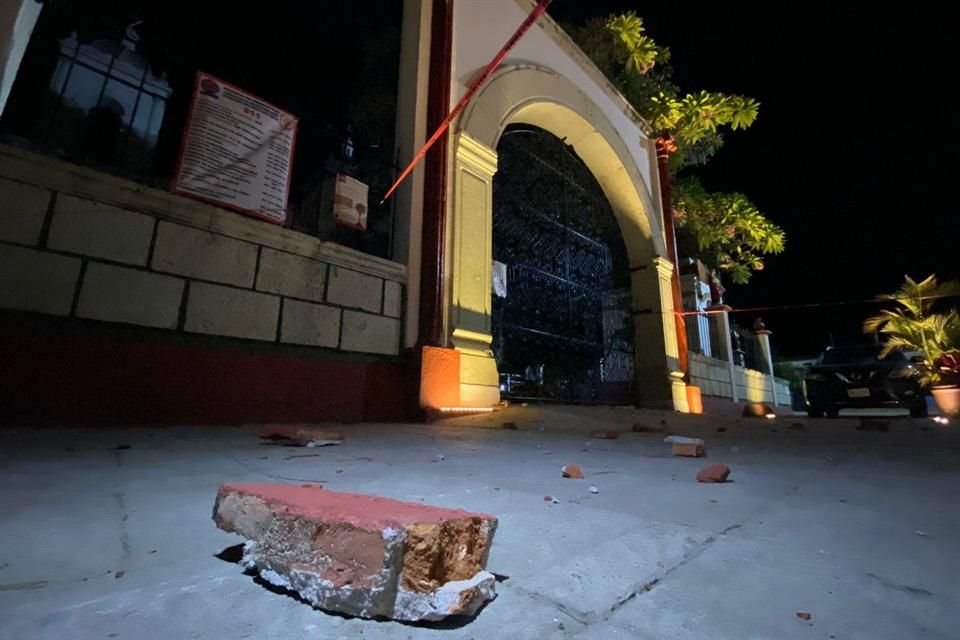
[257,425,344,447]
[915,530,928,537]
[213,484,498,621]
[590,430,620,439]
[743,403,776,418]
[544,496,560,504]
[589,486,599,494]
[673,443,706,458]
[561,464,585,479]
[696,464,731,483]
[796,611,812,621]
[502,422,519,430]
[433,454,445,462]
[664,436,705,446]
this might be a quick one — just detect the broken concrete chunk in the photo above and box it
[561,464,585,479]
[796,611,812,621]
[257,425,344,446]
[590,430,619,439]
[664,435,705,446]
[213,484,498,621]
[743,403,776,418]
[672,443,706,458]
[696,463,731,483]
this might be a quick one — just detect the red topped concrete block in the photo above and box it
[213,484,498,621]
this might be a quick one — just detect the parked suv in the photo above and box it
[803,344,927,418]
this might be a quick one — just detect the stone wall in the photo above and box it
[689,352,791,406]
[0,146,405,357]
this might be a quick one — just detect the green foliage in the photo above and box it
[673,178,785,284]
[572,14,758,167]
[863,275,960,384]
[605,12,661,74]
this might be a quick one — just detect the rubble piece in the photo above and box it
[561,464,585,479]
[857,418,890,432]
[257,425,345,447]
[696,464,731,483]
[589,486,599,494]
[213,484,498,622]
[672,443,706,458]
[590,430,620,439]
[743,403,776,418]
[632,423,663,434]
[502,422,519,430]
[796,612,812,621]
[664,435,705,445]
[544,496,560,504]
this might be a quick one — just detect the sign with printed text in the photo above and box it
[333,174,369,230]
[172,72,298,224]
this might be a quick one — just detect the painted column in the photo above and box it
[395,0,433,348]
[631,257,688,412]
[0,0,42,118]
[449,132,499,406]
[712,306,739,402]
[755,330,779,405]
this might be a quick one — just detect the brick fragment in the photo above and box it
[561,464,585,479]
[672,443,706,457]
[213,484,498,621]
[696,464,730,483]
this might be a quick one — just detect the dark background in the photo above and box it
[551,2,959,356]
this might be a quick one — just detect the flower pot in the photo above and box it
[931,385,960,418]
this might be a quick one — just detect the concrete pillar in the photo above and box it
[712,307,739,403]
[448,132,499,406]
[631,257,687,411]
[394,0,432,348]
[0,0,42,118]
[755,330,779,405]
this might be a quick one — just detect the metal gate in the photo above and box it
[492,125,635,404]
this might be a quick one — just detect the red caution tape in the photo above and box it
[381,0,554,205]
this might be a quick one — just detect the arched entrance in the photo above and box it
[448,65,682,409]
[492,124,635,403]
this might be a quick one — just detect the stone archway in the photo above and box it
[448,65,682,408]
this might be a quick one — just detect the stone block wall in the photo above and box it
[0,146,405,357]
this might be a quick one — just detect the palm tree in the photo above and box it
[863,275,960,384]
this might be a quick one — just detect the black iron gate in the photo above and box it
[492,125,635,403]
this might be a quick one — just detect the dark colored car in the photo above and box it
[803,344,927,418]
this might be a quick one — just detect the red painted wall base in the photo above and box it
[0,315,419,426]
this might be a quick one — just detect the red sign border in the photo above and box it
[171,71,299,226]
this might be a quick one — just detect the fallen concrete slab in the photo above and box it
[213,483,498,621]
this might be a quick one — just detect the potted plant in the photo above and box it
[930,350,960,416]
[863,275,960,417]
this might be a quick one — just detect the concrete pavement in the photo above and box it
[1,405,958,639]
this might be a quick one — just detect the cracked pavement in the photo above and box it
[1,404,958,639]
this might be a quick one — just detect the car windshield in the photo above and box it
[818,345,904,366]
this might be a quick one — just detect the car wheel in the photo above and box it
[807,406,825,418]
[825,406,840,418]
[909,402,928,418]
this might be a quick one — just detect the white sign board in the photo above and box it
[333,174,369,230]
[173,72,298,224]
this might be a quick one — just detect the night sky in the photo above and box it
[550,2,959,356]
